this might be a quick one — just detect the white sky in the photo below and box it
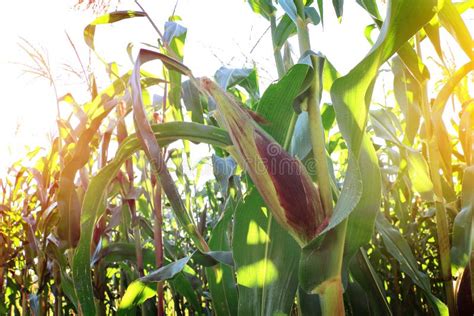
[0,0,377,175]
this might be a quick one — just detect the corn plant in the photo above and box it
[1,0,474,315]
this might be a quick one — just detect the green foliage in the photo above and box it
[2,0,474,315]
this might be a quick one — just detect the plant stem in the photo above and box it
[152,99,166,316]
[294,1,311,56]
[153,178,165,315]
[132,213,144,277]
[428,141,456,314]
[320,278,345,315]
[416,34,456,315]
[308,55,333,215]
[134,0,179,61]
[318,221,347,316]
[126,156,144,277]
[294,0,333,215]
[53,263,62,316]
[132,62,209,254]
[294,1,343,314]
[297,0,336,213]
[270,15,285,78]
[283,113,298,150]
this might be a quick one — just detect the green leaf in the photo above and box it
[227,58,315,314]
[84,11,146,66]
[349,250,392,315]
[299,0,438,295]
[304,7,320,25]
[232,189,300,315]
[333,0,344,19]
[83,72,132,115]
[451,166,474,274]
[424,18,443,60]
[290,112,311,159]
[405,149,434,201]
[163,21,187,45]
[57,91,117,247]
[182,79,204,124]
[46,242,79,309]
[118,250,230,314]
[433,61,474,116]
[431,61,474,179]
[455,0,474,12]
[91,242,156,267]
[397,44,431,84]
[257,63,311,144]
[247,0,276,20]
[322,59,340,92]
[289,104,334,160]
[72,122,231,315]
[356,0,381,20]
[193,250,235,267]
[321,103,336,131]
[357,0,431,84]
[298,287,321,315]
[317,0,324,27]
[214,67,260,100]
[274,14,297,50]
[369,108,403,146]
[391,56,422,145]
[212,155,237,196]
[141,257,190,283]
[118,281,159,315]
[327,0,437,233]
[343,135,381,265]
[438,0,474,59]
[164,20,188,120]
[376,214,448,315]
[170,274,203,313]
[364,24,377,45]
[345,281,373,315]
[279,0,299,24]
[146,50,192,76]
[205,200,239,315]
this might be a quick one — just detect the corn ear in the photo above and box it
[201,77,328,246]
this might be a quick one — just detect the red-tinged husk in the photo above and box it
[254,129,328,240]
[457,265,474,315]
[201,77,328,246]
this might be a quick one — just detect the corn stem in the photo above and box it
[153,180,165,316]
[294,1,343,314]
[294,0,333,216]
[270,15,285,79]
[416,34,456,315]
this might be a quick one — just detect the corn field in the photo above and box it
[1,0,474,315]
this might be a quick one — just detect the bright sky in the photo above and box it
[0,0,375,175]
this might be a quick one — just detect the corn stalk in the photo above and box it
[293,1,344,314]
